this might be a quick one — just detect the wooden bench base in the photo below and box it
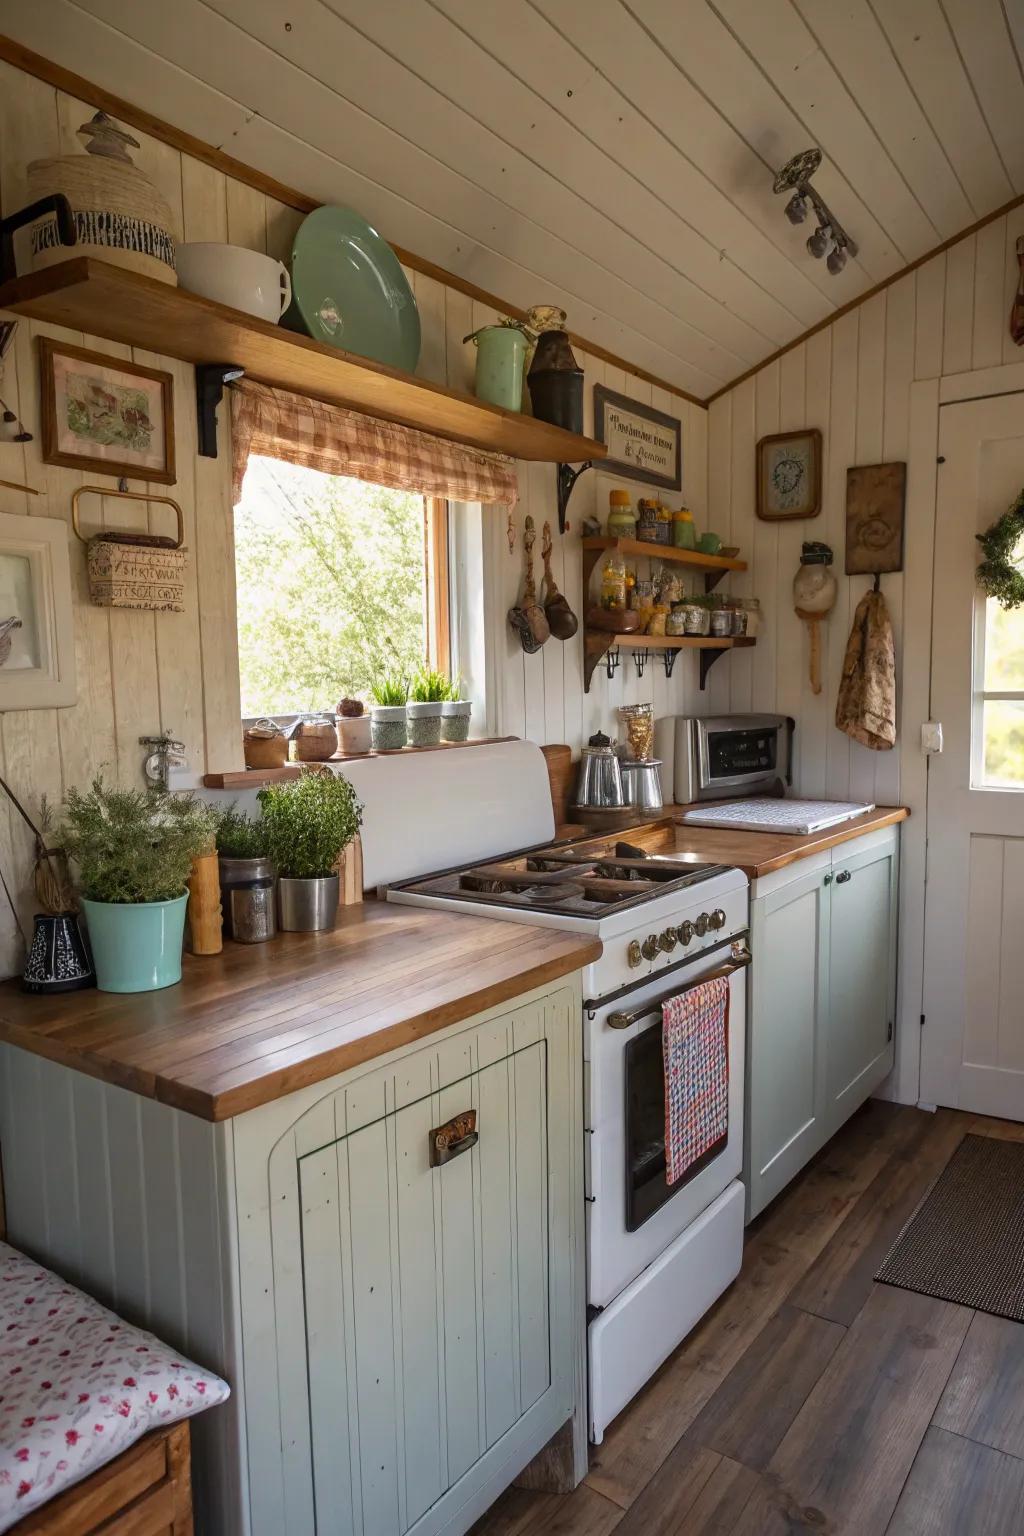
[12,1422,193,1536]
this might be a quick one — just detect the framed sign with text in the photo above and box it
[593,386,681,491]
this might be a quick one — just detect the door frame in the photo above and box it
[897,362,1024,1107]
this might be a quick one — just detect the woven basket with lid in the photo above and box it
[28,112,177,285]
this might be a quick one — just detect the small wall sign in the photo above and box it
[756,429,822,521]
[594,386,681,491]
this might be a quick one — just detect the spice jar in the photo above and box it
[600,550,627,609]
[731,601,748,637]
[666,605,688,636]
[709,598,732,638]
[636,498,659,544]
[683,599,711,636]
[607,488,637,540]
[672,507,696,549]
[619,702,654,761]
[744,598,762,638]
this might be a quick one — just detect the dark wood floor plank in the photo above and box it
[470,1483,622,1536]
[602,1440,724,1535]
[729,1286,973,1536]
[584,1100,916,1509]
[684,1304,845,1470]
[789,1108,967,1326]
[886,1426,1024,1536]
[653,1454,762,1535]
[933,1311,1024,1458]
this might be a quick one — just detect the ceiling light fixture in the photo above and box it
[774,149,856,277]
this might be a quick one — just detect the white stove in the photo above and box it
[345,741,749,1444]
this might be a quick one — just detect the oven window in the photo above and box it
[708,727,776,778]
[624,1022,727,1232]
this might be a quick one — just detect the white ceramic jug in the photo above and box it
[175,242,292,323]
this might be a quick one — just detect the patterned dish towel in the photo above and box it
[663,975,730,1186]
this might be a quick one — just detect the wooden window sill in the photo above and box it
[204,735,515,789]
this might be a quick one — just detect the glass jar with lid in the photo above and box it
[743,597,762,637]
[709,596,732,638]
[600,550,627,609]
[607,488,637,540]
[672,507,696,549]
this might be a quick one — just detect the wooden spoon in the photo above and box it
[541,520,579,640]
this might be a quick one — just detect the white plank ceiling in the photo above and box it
[2,0,1023,399]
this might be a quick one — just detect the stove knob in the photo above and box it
[641,933,660,962]
[627,940,643,969]
[695,912,710,937]
[679,920,695,946]
[658,927,678,953]
[710,908,728,931]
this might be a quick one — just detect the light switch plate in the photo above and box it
[921,721,943,755]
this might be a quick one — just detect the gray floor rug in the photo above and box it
[875,1132,1024,1321]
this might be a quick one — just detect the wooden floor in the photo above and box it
[473,1102,1024,1536]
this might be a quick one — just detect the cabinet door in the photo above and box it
[747,866,829,1220]
[826,837,897,1132]
[299,1040,551,1536]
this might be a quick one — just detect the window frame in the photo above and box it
[972,589,1024,790]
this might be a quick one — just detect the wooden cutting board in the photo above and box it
[540,744,575,827]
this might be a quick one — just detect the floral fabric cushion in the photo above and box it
[0,1242,229,1531]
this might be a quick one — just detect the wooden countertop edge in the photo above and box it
[696,806,910,878]
[0,934,601,1122]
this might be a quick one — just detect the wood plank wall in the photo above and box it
[0,58,708,977]
[707,210,1024,806]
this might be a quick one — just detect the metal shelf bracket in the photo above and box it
[196,363,245,458]
[699,646,730,690]
[557,460,593,534]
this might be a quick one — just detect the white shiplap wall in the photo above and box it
[707,205,1024,807]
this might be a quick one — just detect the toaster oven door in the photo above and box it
[694,714,792,800]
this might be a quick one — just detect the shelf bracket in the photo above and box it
[557,461,593,534]
[196,363,245,458]
[662,647,681,678]
[699,646,730,690]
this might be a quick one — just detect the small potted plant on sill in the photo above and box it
[369,672,409,751]
[407,668,449,747]
[258,769,363,933]
[60,779,216,993]
[336,696,371,755]
[440,676,473,742]
[215,805,276,944]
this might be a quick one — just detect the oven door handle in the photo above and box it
[606,944,752,1030]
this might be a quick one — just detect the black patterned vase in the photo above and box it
[22,913,95,994]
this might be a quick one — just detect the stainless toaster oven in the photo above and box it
[653,714,793,805]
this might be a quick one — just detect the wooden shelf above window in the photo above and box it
[0,259,607,465]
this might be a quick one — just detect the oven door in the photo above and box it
[586,935,749,1311]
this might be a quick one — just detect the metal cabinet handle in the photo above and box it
[823,873,833,885]
[607,945,752,1030]
[429,1109,478,1167]
[835,869,852,884]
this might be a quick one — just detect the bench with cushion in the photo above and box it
[0,1244,229,1533]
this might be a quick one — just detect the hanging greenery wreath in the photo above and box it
[977,489,1024,609]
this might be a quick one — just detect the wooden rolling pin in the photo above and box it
[540,743,575,827]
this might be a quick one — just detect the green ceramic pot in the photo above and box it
[81,893,189,993]
[473,326,528,411]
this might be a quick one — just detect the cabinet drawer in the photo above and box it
[300,1040,552,1536]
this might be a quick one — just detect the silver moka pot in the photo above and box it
[575,732,631,808]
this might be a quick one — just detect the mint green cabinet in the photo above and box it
[746,829,898,1220]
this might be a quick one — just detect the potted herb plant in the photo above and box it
[407,668,449,747]
[258,770,363,932]
[60,779,216,993]
[215,805,276,944]
[369,672,409,751]
[441,676,473,742]
[336,696,371,755]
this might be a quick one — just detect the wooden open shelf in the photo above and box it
[583,630,755,691]
[0,259,608,465]
[580,536,747,574]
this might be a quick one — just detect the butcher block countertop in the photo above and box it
[0,903,601,1122]
[557,804,908,879]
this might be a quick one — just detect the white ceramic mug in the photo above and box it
[174,242,293,324]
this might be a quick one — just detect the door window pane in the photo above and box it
[983,597,1024,690]
[982,699,1024,787]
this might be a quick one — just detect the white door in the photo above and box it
[922,391,1024,1117]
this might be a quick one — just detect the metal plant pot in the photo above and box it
[277,874,339,933]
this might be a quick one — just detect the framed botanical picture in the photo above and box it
[756,428,822,521]
[0,510,76,709]
[845,462,906,575]
[594,385,682,490]
[39,338,176,485]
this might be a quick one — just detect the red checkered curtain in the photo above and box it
[230,379,518,508]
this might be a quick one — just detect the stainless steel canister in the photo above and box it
[219,856,277,944]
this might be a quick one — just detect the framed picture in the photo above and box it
[0,510,76,709]
[756,428,822,521]
[39,338,176,485]
[594,386,681,490]
[845,462,906,575]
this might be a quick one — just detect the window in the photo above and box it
[234,456,449,719]
[976,543,1024,788]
